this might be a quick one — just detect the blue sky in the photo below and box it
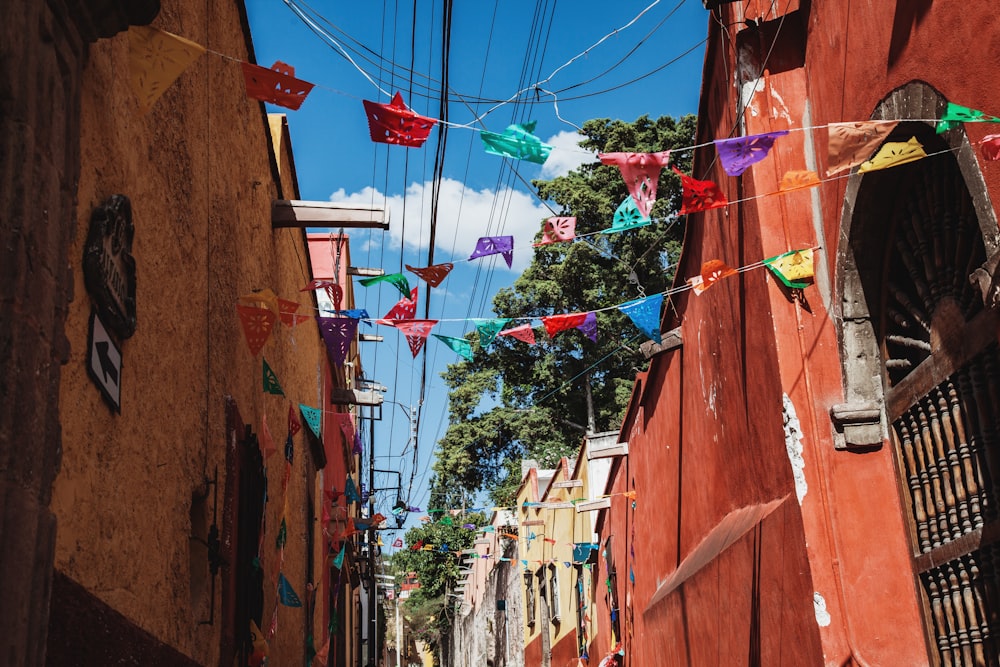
[245,0,708,533]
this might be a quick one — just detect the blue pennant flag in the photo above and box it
[619,293,663,342]
[278,573,303,607]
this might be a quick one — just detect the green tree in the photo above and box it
[432,114,696,505]
[390,512,485,658]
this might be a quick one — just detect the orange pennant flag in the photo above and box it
[687,259,738,295]
[778,170,821,192]
[128,25,206,114]
[826,121,898,175]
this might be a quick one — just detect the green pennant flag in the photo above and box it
[439,515,454,526]
[936,102,991,134]
[432,334,473,362]
[359,272,411,297]
[263,358,284,396]
[299,404,322,438]
[475,318,511,348]
[276,518,287,550]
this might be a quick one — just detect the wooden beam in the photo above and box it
[552,479,583,489]
[587,441,629,460]
[575,498,611,513]
[272,200,389,229]
[348,266,385,277]
[329,388,384,406]
[640,326,683,359]
[358,334,383,343]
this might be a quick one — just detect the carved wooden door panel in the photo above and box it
[877,154,1000,666]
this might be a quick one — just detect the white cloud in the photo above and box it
[541,131,598,178]
[329,178,552,273]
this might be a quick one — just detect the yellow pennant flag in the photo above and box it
[858,137,927,173]
[764,248,815,288]
[238,288,280,317]
[826,121,898,175]
[129,25,206,114]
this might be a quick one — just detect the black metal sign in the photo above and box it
[83,194,137,339]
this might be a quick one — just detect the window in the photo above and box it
[524,571,536,627]
[548,564,561,624]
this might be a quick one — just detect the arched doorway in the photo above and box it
[838,82,1000,665]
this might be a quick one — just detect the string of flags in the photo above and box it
[127,25,1000,176]
[237,246,816,365]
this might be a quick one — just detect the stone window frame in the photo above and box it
[832,80,999,451]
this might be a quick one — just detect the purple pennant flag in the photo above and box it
[714,130,789,176]
[353,431,363,455]
[618,293,663,342]
[468,236,514,268]
[316,316,359,366]
[576,311,598,342]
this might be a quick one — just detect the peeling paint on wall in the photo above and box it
[782,393,808,504]
[813,592,831,627]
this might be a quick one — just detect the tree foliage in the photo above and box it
[390,512,486,654]
[431,114,697,505]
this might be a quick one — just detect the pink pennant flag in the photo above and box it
[541,312,588,338]
[826,121,898,175]
[333,412,355,444]
[392,538,404,548]
[498,323,536,345]
[288,403,302,437]
[599,151,671,218]
[469,236,514,268]
[260,414,277,459]
[535,217,577,246]
[672,166,728,215]
[390,319,438,357]
[383,287,418,321]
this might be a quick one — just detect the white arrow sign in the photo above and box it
[88,311,122,412]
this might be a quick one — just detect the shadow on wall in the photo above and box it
[888,0,933,68]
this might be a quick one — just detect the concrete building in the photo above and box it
[592,1,1000,665]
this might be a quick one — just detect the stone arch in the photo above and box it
[832,81,998,451]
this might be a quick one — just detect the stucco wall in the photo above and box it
[451,547,524,667]
[50,2,324,664]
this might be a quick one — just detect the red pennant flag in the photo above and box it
[390,319,438,357]
[405,263,454,287]
[277,298,309,327]
[300,279,336,292]
[363,92,438,147]
[672,166,728,215]
[535,217,577,245]
[981,134,1000,161]
[410,539,424,551]
[288,403,302,437]
[333,412,355,444]
[383,287,418,321]
[499,323,536,345]
[237,304,276,356]
[541,313,588,338]
[599,151,671,218]
[241,60,314,111]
